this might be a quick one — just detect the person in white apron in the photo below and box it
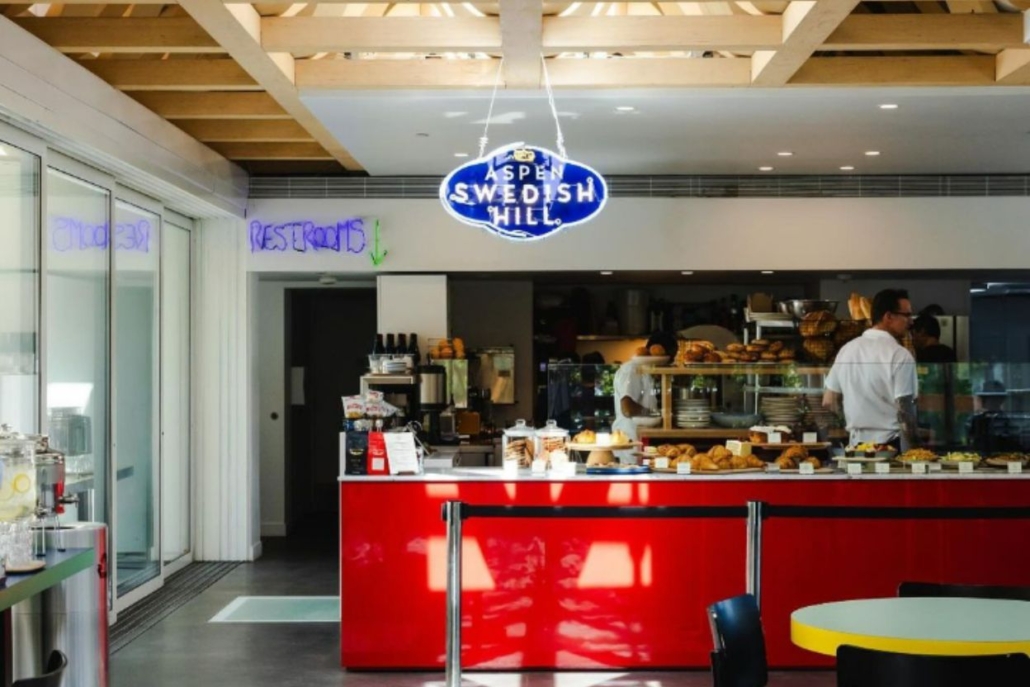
[611,331,678,462]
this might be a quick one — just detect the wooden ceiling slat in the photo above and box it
[205,141,334,159]
[789,55,997,86]
[261,16,502,52]
[82,58,261,90]
[129,91,291,118]
[824,14,1024,51]
[11,17,224,52]
[174,119,314,141]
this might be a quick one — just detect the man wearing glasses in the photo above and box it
[823,289,919,451]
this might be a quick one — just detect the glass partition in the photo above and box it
[0,142,40,432]
[161,220,190,564]
[46,169,110,524]
[113,199,160,597]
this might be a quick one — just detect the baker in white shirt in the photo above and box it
[611,331,678,461]
[823,289,919,451]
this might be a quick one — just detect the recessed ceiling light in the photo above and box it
[416,132,430,137]
[777,151,793,157]
[681,271,694,276]
[879,104,899,110]
[615,106,635,112]
[761,270,775,275]
[865,151,880,157]
[600,271,613,276]
[840,165,855,171]
[758,166,774,172]
[454,152,469,158]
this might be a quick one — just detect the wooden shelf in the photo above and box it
[638,428,751,439]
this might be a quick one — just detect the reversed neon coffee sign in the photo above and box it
[439,143,607,241]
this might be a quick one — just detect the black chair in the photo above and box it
[836,644,1030,687]
[707,593,768,687]
[13,650,67,687]
[898,581,1030,602]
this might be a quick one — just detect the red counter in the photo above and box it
[339,472,1030,670]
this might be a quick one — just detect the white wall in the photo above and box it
[449,280,534,425]
[377,275,449,354]
[246,197,1030,273]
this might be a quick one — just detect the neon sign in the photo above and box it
[50,217,151,253]
[439,143,607,242]
[249,219,367,254]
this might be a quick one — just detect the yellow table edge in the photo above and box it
[791,616,1030,656]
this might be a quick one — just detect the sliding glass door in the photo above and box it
[0,140,40,433]
[113,199,161,599]
[161,221,191,566]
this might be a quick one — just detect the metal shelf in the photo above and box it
[743,386,826,395]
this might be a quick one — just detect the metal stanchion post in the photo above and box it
[745,501,764,608]
[444,501,463,687]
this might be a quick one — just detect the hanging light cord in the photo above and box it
[478,57,505,159]
[540,54,567,159]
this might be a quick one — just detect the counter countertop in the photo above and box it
[339,467,1030,483]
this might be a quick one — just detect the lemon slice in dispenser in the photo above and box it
[13,473,31,494]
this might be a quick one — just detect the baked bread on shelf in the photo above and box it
[799,311,838,337]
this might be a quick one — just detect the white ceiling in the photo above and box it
[302,86,1030,177]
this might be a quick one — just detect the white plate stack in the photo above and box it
[382,358,408,374]
[804,394,837,428]
[675,399,711,428]
[761,396,802,425]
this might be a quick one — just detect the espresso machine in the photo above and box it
[418,364,449,443]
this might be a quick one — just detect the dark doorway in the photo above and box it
[286,288,376,530]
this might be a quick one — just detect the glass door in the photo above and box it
[161,220,190,567]
[0,140,40,433]
[113,199,161,600]
[45,168,111,528]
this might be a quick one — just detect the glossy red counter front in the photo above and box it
[339,473,1030,670]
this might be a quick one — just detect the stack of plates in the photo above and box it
[761,396,802,425]
[675,399,711,428]
[804,394,837,428]
[382,358,409,374]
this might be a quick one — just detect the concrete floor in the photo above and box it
[110,521,835,687]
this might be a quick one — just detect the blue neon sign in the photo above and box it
[249,218,366,254]
[51,217,152,253]
[439,143,607,241]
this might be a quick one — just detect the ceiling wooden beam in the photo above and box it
[542,15,782,51]
[790,55,997,86]
[824,14,1025,51]
[205,142,333,159]
[173,119,314,142]
[751,0,860,87]
[129,92,291,118]
[80,58,260,90]
[296,57,751,88]
[178,0,360,169]
[11,17,224,53]
[262,16,501,53]
[995,49,1030,84]
[500,0,543,89]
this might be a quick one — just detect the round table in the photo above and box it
[791,598,1030,656]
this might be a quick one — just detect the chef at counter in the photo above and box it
[823,289,919,451]
[612,331,678,459]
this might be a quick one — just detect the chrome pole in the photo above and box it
[444,501,463,687]
[745,500,764,608]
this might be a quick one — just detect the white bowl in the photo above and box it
[631,415,662,427]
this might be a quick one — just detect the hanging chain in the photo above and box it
[540,55,567,159]
[478,57,505,159]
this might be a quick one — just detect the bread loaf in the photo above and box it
[803,337,836,362]
[799,311,838,337]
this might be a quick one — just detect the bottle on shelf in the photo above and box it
[408,333,420,365]
[385,333,396,355]
[397,333,408,355]
[372,334,385,355]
